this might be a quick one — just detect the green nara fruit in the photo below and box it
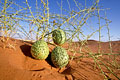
[52,29,66,45]
[31,40,49,60]
[51,46,69,68]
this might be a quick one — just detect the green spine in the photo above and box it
[31,40,49,60]
[52,29,66,45]
[51,46,69,68]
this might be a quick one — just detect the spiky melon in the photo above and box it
[52,29,66,45]
[51,46,69,68]
[31,40,49,60]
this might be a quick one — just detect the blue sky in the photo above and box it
[48,0,120,41]
[99,0,120,41]
[1,0,120,41]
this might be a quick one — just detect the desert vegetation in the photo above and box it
[0,0,120,80]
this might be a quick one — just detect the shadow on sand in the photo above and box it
[20,44,33,58]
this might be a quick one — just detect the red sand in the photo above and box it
[0,37,120,80]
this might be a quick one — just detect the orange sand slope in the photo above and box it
[0,37,120,80]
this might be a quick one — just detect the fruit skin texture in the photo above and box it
[51,46,69,68]
[52,29,66,45]
[31,40,49,60]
